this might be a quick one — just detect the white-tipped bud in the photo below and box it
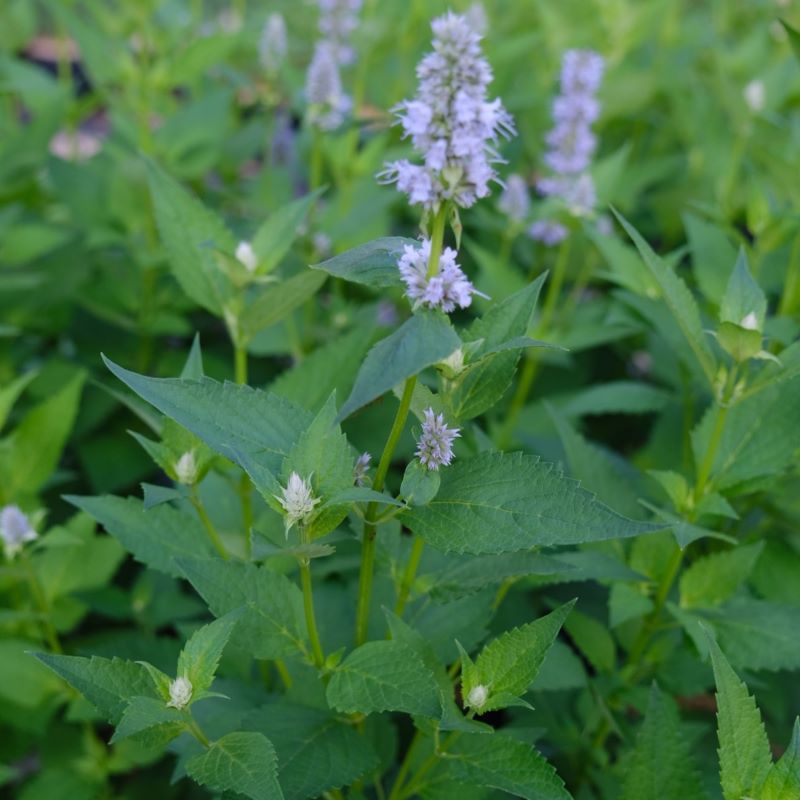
[174,451,198,485]
[467,684,489,709]
[276,472,321,533]
[744,80,765,113]
[740,311,760,331]
[167,676,193,709]
[0,505,38,557]
[236,241,258,272]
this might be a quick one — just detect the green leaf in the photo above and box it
[400,459,441,506]
[761,718,800,800]
[34,653,157,725]
[177,558,307,661]
[177,609,242,695]
[461,601,574,713]
[621,684,708,800]
[65,495,215,577]
[562,607,616,673]
[186,731,284,800]
[561,381,670,417]
[240,270,327,339]
[385,611,490,734]
[708,634,772,800]
[147,161,235,315]
[110,696,184,745]
[614,210,716,386]
[243,702,380,799]
[679,543,763,609]
[103,356,311,474]
[0,369,36,432]
[252,191,322,273]
[180,334,205,379]
[326,640,440,717]
[339,310,460,420]
[443,733,572,800]
[719,249,766,329]
[683,212,738,306]
[403,452,658,554]
[781,19,800,64]
[311,237,417,288]
[0,370,84,497]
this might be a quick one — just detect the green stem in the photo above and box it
[310,131,323,191]
[186,718,211,748]
[21,551,62,653]
[355,376,417,645]
[399,732,461,800]
[234,343,248,385]
[299,528,325,669]
[778,233,800,317]
[387,729,425,800]
[233,341,253,558]
[426,207,448,278]
[190,490,229,560]
[394,536,425,617]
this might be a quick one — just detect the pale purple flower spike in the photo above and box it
[416,408,460,470]
[354,452,372,486]
[379,12,515,211]
[398,239,477,312]
[305,42,352,131]
[317,0,362,66]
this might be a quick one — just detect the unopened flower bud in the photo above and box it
[276,472,321,534]
[740,311,759,331]
[236,241,258,272]
[0,505,37,558]
[467,683,488,709]
[174,451,198,485]
[167,676,193,709]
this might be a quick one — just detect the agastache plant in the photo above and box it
[317,0,362,66]
[530,49,604,245]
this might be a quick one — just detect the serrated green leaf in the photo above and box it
[177,558,307,661]
[177,609,242,695]
[403,452,658,554]
[608,583,653,628]
[562,381,670,417]
[311,237,417,288]
[326,640,440,717]
[563,607,616,673]
[761,718,800,800]
[0,369,36,432]
[339,311,460,420]
[34,653,158,725]
[683,212,738,306]
[240,270,327,339]
[147,161,235,315]
[708,635,772,800]
[180,333,205,379]
[614,210,716,386]
[252,190,322,273]
[719,250,766,330]
[103,356,312,474]
[443,733,572,800]
[462,601,574,713]
[65,495,215,577]
[621,684,708,800]
[244,702,380,799]
[186,731,284,800]
[400,459,441,506]
[110,695,184,745]
[679,543,763,609]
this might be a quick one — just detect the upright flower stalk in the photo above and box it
[356,12,514,644]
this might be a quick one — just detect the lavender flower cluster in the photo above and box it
[416,408,460,470]
[380,12,515,210]
[397,239,478,313]
[305,0,362,131]
[531,49,604,245]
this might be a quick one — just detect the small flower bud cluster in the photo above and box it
[416,408,460,470]
[236,241,258,272]
[380,12,515,211]
[173,451,198,485]
[259,13,288,74]
[467,683,489,709]
[353,452,372,486]
[167,676,193,709]
[317,0,362,67]
[0,505,37,558]
[305,42,352,131]
[531,50,604,245]
[497,174,531,223]
[398,239,477,313]
[276,472,321,533]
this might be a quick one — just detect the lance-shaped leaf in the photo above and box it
[311,237,417,288]
[326,640,440,717]
[186,731,284,800]
[460,601,574,713]
[761,718,800,800]
[111,696,184,746]
[621,684,708,800]
[177,609,242,696]
[338,310,460,420]
[403,452,658,554]
[103,356,312,474]
[707,633,772,800]
[252,190,322,273]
